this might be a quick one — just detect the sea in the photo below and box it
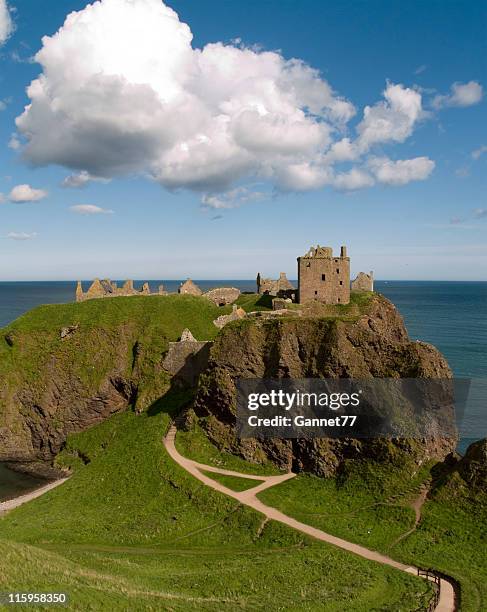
[0,280,485,500]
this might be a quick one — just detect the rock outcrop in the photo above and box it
[192,294,456,476]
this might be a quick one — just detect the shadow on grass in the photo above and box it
[147,385,195,418]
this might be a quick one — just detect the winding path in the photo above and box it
[164,425,456,612]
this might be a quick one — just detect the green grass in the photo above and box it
[258,459,486,612]
[234,293,274,312]
[176,420,282,475]
[0,397,433,611]
[0,294,224,416]
[201,471,264,492]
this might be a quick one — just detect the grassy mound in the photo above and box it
[0,396,433,611]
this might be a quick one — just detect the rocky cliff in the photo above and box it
[191,294,456,476]
[0,292,458,478]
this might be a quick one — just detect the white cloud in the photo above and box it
[356,82,423,150]
[13,0,443,200]
[432,81,483,109]
[201,187,267,209]
[16,0,353,194]
[70,204,114,215]
[6,231,38,241]
[333,168,374,191]
[474,208,487,218]
[9,184,48,202]
[369,156,435,185]
[472,145,487,160]
[0,0,13,45]
[62,171,110,188]
[414,65,427,75]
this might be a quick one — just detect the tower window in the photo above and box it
[306,262,311,268]
[339,280,343,285]
[314,290,318,295]
[336,268,339,274]
[321,274,326,281]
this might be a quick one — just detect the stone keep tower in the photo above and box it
[297,245,350,304]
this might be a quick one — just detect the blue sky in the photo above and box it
[0,0,485,281]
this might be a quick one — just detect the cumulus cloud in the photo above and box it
[356,83,423,150]
[432,81,483,109]
[6,231,38,241]
[9,184,48,202]
[14,0,450,199]
[70,204,114,215]
[62,171,110,188]
[0,0,13,45]
[368,156,435,185]
[16,0,354,194]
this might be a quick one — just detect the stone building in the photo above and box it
[178,279,202,296]
[351,271,374,292]
[256,272,295,298]
[297,245,350,304]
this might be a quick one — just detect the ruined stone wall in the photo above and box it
[162,329,212,386]
[76,279,153,302]
[297,245,350,304]
[256,272,295,297]
[351,271,374,292]
[204,287,240,306]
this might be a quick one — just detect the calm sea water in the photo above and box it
[0,280,485,496]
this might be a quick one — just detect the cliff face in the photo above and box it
[192,295,456,476]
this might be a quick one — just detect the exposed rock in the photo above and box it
[456,439,487,491]
[194,294,455,476]
[204,287,240,306]
[60,324,79,339]
[4,332,14,347]
[179,279,202,296]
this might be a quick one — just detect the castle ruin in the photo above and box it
[75,279,163,302]
[258,244,373,305]
[76,244,373,308]
[256,272,295,299]
[297,245,350,304]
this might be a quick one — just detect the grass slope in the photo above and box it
[258,460,486,611]
[0,396,432,611]
[176,421,282,475]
